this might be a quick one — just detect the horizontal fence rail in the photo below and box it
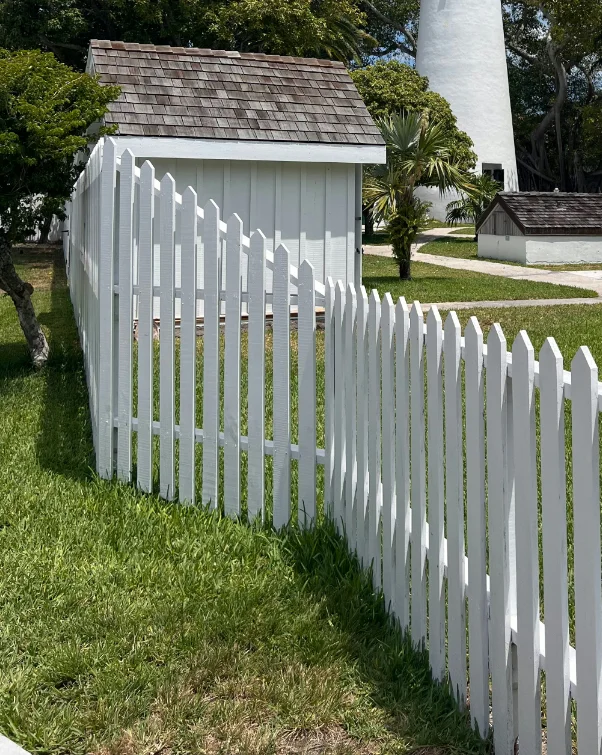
[66,138,602,755]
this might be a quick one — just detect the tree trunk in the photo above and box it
[398,257,411,280]
[364,206,374,238]
[0,234,49,368]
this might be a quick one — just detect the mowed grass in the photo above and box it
[362,252,596,303]
[0,247,490,755]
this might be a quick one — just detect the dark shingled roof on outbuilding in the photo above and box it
[477,192,602,236]
[88,40,384,146]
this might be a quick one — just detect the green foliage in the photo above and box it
[446,173,501,228]
[351,60,476,172]
[0,48,118,242]
[363,112,472,279]
[0,0,369,68]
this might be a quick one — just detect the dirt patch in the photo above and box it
[1,243,63,294]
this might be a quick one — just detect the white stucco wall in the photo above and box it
[525,236,602,265]
[478,234,527,263]
[416,0,518,194]
[414,186,459,223]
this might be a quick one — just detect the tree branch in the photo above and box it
[362,0,416,56]
[506,41,539,66]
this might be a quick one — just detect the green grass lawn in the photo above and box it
[449,226,475,236]
[362,253,596,303]
[0,247,489,755]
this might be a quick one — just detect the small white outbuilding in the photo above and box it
[86,40,385,288]
[477,192,602,265]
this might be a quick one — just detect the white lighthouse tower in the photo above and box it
[415,0,518,219]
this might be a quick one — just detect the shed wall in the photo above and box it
[478,234,527,263]
[479,208,522,237]
[525,236,602,265]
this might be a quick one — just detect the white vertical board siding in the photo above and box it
[178,187,198,506]
[334,282,346,534]
[572,347,602,755]
[346,165,355,285]
[98,138,117,478]
[512,331,541,753]
[427,306,445,682]
[410,302,426,649]
[136,161,155,494]
[202,200,221,510]
[394,298,410,631]
[444,311,466,707]
[159,173,176,501]
[465,317,489,735]
[487,324,515,753]
[298,260,317,527]
[248,231,267,523]
[272,245,291,529]
[324,278,335,519]
[356,287,370,568]
[381,294,396,613]
[224,214,243,518]
[328,164,351,285]
[117,149,135,483]
[344,285,357,549]
[280,163,302,275]
[368,291,382,592]
[539,338,571,755]
[304,164,326,282]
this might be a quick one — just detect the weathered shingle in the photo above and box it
[478,193,602,236]
[89,40,383,146]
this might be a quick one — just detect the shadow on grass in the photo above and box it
[35,249,95,482]
[282,522,491,754]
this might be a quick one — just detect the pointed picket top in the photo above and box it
[397,296,409,314]
[335,279,345,302]
[540,337,563,373]
[227,212,244,238]
[140,159,155,178]
[299,257,314,281]
[410,299,423,324]
[444,310,461,340]
[427,303,442,331]
[512,329,535,363]
[250,227,267,253]
[121,148,135,174]
[358,284,368,309]
[182,185,198,208]
[382,292,394,325]
[465,315,483,345]
[161,171,176,192]
[346,281,357,307]
[275,243,291,268]
[572,344,598,375]
[487,322,507,353]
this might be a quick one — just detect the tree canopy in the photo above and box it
[351,60,477,172]
[0,47,118,367]
[0,0,370,68]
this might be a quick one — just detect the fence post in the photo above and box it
[427,305,445,682]
[97,138,117,478]
[298,259,317,527]
[324,278,335,520]
[368,290,382,593]
[356,286,369,568]
[539,338,571,755]
[381,293,395,614]
[572,346,602,755]
[334,282,346,534]
[512,331,541,753]
[345,283,357,549]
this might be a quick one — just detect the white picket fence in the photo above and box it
[66,137,602,755]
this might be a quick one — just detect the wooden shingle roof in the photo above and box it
[89,40,384,146]
[477,192,602,236]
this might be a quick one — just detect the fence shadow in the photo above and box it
[281,521,490,753]
[35,249,95,482]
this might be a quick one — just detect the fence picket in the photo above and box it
[136,160,154,493]
[410,302,426,648]
[368,290,382,592]
[487,324,515,753]
[465,317,489,735]
[356,286,369,568]
[572,346,602,755]
[381,293,395,613]
[117,149,135,482]
[202,200,221,510]
[224,214,243,517]
[272,244,291,529]
[179,187,198,505]
[298,259,317,527]
[324,277,335,520]
[427,306,445,681]
[444,311,466,708]
[512,331,541,753]
[159,173,176,501]
[248,230,267,523]
[395,297,410,631]
[334,282,346,534]
[345,284,357,549]
[539,338,571,755]
[98,138,117,478]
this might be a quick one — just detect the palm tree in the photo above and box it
[364,112,471,280]
[446,172,501,236]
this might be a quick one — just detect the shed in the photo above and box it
[86,40,385,289]
[476,192,602,265]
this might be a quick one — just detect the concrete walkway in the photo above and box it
[364,226,602,298]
